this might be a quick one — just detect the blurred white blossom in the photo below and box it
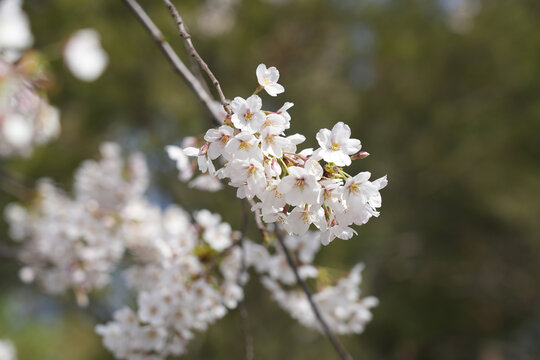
[0,58,60,158]
[0,0,33,62]
[63,28,108,81]
[0,339,16,360]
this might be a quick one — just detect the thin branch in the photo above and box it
[162,0,232,116]
[238,300,254,360]
[121,0,221,125]
[184,43,212,96]
[274,224,354,360]
[237,200,253,360]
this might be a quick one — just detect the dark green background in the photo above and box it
[1,0,540,359]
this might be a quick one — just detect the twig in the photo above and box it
[238,300,254,360]
[162,0,232,116]
[184,43,212,96]
[237,200,254,360]
[274,224,354,360]
[121,0,222,125]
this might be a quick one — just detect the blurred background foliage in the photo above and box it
[1,0,540,359]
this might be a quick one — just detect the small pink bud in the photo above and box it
[352,151,370,160]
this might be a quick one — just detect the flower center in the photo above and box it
[239,140,250,150]
[264,77,272,85]
[330,142,341,151]
[301,211,310,224]
[245,111,253,121]
[247,164,258,176]
[220,135,230,144]
[348,182,361,194]
[295,177,306,190]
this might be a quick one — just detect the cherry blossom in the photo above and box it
[256,63,285,96]
[314,122,362,166]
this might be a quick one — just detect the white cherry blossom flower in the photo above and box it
[320,223,357,246]
[223,131,263,162]
[277,166,321,206]
[314,122,361,166]
[284,205,326,235]
[204,125,234,160]
[262,113,288,131]
[260,126,291,158]
[230,95,265,133]
[256,63,285,96]
[220,159,266,199]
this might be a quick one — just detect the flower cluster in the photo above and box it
[0,56,60,158]
[168,64,387,246]
[6,141,379,359]
[97,227,245,360]
[246,231,378,335]
[5,143,147,304]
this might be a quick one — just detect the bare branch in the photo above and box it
[162,0,232,116]
[121,0,221,125]
[238,300,254,360]
[274,224,354,360]
[237,200,254,360]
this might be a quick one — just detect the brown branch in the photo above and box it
[162,0,232,116]
[238,300,254,360]
[121,0,221,125]
[237,200,253,360]
[274,224,354,360]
